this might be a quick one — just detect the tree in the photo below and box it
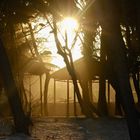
[0,39,32,134]
[78,0,140,139]
[0,0,47,134]
[98,0,140,139]
[51,13,99,118]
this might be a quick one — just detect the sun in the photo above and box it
[58,17,82,57]
[61,17,79,31]
[60,17,79,43]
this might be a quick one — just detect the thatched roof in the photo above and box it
[23,60,49,75]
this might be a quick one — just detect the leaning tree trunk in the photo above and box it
[0,39,31,135]
[79,79,99,117]
[100,0,140,139]
[51,14,98,118]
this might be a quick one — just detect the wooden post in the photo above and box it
[107,80,110,103]
[40,75,43,116]
[44,73,50,116]
[138,70,140,90]
[88,80,93,102]
[67,80,69,117]
[52,79,56,116]
[54,79,56,104]
[29,75,32,116]
[74,83,77,116]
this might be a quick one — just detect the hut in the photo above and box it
[50,57,113,117]
[22,59,50,116]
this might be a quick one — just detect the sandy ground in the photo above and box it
[0,117,130,140]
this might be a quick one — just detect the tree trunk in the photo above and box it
[0,39,31,135]
[109,74,123,116]
[99,0,140,139]
[98,75,108,116]
[125,25,140,104]
[98,33,108,116]
[51,14,100,118]
[81,80,92,104]
[80,79,99,116]
[102,17,140,140]
[115,93,123,116]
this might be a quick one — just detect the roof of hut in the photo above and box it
[51,57,101,80]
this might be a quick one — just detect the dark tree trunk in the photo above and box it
[125,25,140,104]
[98,75,108,116]
[109,74,123,116]
[104,26,140,140]
[102,17,140,140]
[21,78,28,113]
[80,79,99,117]
[81,80,91,103]
[115,93,123,116]
[0,39,31,135]
[52,15,99,118]
[98,33,108,116]
[99,0,140,139]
